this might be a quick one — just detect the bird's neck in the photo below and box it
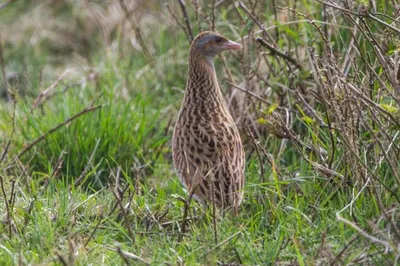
[185,50,225,106]
[188,49,216,79]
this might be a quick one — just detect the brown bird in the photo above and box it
[172,31,245,212]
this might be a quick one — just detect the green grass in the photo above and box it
[0,0,399,265]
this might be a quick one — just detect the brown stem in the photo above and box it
[0,35,11,101]
[11,104,103,164]
[111,188,136,243]
[177,0,194,42]
[0,98,16,164]
[165,3,191,44]
[211,0,216,31]
[0,175,12,238]
[118,0,155,66]
[256,37,303,70]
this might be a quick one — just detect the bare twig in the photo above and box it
[336,212,399,254]
[84,215,102,247]
[110,188,136,243]
[271,0,279,39]
[32,69,71,110]
[227,81,293,113]
[165,3,191,44]
[104,245,150,265]
[211,0,216,31]
[177,0,194,42]
[245,125,264,180]
[330,235,359,265]
[117,246,132,266]
[118,0,155,66]
[55,252,68,266]
[0,174,12,238]
[73,138,101,188]
[9,104,103,165]
[203,231,242,256]
[190,0,202,31]
[316,0,400,34]
[42,150,67,191]
[238,2,264,32]
[0,35,11,101]
[256,37,303,70]
[0,98,16,164]
[282,7,329,46]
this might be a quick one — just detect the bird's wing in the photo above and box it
[172,116,245,207]
[193,118,245,206]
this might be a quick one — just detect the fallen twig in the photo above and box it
[55,252,68,266]
[203,231,242,256]
[9,104,103,166]
[32,69,71,110]
[111,187,136,243]
[104,245,150,265]
[74,138,101,188]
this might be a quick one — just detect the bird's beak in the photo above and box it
[223,40,242,50]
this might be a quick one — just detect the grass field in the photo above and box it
[0,0,399,265]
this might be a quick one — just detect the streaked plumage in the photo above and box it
[172,31,245,212]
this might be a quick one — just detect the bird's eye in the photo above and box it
[215,37,223,43]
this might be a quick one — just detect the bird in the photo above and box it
[172,31,245,213]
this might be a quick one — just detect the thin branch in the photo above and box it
[0,35,11,101]
[117,246,132,266]
[10,104,103,164]
[84,216,102,247]
[190,0,202,31]
[0,98,16,164]
[245,125,265,180]
[256,37,303,70]
[118,0,155,66]
[330,235,359,265]
[177,0,194,42]
[104,245,150,265]
[211,0,216,31]
[32,69,71,110]
[227,81,293,113]
[111,188,136,243]
[0,175,12,238]
[55,252,68,266]
[336,212,399,253]
[74,138,101,188]
[238,1,265,32]
[203,231,242,256]
[165,3,191,44]
[316,0,400,34]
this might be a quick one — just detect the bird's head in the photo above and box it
[191,31,242,59]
